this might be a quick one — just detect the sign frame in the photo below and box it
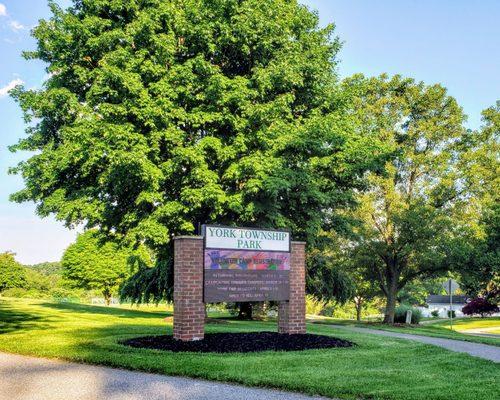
[202,224,291,253]
[201,224,291,303]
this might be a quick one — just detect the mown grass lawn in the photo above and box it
[436,317,500,334]
[0,298,498,400]
[309,316,500,347]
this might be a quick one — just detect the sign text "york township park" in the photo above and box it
[204,225,290,252]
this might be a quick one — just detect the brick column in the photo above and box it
[173,236,205,341]
[278,241,306,334]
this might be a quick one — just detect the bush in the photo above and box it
[462,298,499,317]
[431,309,440,318]
[50,288,85,303]
[319,303,336,317]
[394,304,422,324]
[320,299,383,320]
[447,310,456,318]
[306,295,326,316]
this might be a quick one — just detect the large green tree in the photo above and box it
[62,230,151,304]
[455,102,499,302]
[0,252,27,294]
[344,74,468,323]
[10,0,380,303]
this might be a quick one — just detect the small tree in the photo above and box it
[462,298,499,318]
[0,252,27,294]
[62,231,151,305]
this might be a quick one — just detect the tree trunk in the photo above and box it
[383,287,397,324]
[355,297,363,322]
[103,288,111,306]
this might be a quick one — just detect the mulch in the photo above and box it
[121,332,354,353]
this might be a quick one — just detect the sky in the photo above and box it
[0,0,499,264]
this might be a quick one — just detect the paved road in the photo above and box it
[327,325,500,362]
[0,352,328,400]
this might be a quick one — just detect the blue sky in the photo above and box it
[0,0,499,264]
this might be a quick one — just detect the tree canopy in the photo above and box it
[11,0,382,303]
[455,102,499,302]
[0,252,27,293]
[341,74,469,323]
[62,230,152,304]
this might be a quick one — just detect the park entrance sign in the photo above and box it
[203,225,291,302]
[173,226,305,341]
[204,226,290,251]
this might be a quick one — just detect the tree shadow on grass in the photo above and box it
[38,301,172,319]
[0,301,52,334]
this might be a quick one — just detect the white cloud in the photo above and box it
[0,4,26,32]
[9,20,24,31]
[0,78,23,98]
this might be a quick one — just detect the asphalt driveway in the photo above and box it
[0,352,329,400]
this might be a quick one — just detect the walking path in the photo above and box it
[327,324,500,362]
[0,352,328,400]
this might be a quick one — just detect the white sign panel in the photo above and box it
[203,225,290,252]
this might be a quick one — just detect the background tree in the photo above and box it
[0,252,27,294]
[62,230,152,304]
[27,261,62,276]
[306,251,354,307]
[457,204,499,303]
[343,74,468,323]
[397,278,445,306]
[347,257,382,321]
[455,102,499,303]
[307,231,379,321]
[11,0,381,308]
[24,262,63,294]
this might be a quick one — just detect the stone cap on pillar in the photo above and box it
[291,241,306,245]
[173,236,203,240]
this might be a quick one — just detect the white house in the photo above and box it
[418,295,468,318]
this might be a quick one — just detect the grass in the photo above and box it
[309,316,500,347]
[0,298,499,400]
[437,317,500,333]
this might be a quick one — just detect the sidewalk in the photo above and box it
[326,324,500,362]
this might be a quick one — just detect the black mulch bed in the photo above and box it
[121,332,354,353]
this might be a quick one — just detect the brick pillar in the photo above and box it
[278,241,306,334]
[173,236,205,341]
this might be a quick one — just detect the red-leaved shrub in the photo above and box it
[462,298,499,318]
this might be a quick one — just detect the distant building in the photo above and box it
[419,295,468,318]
